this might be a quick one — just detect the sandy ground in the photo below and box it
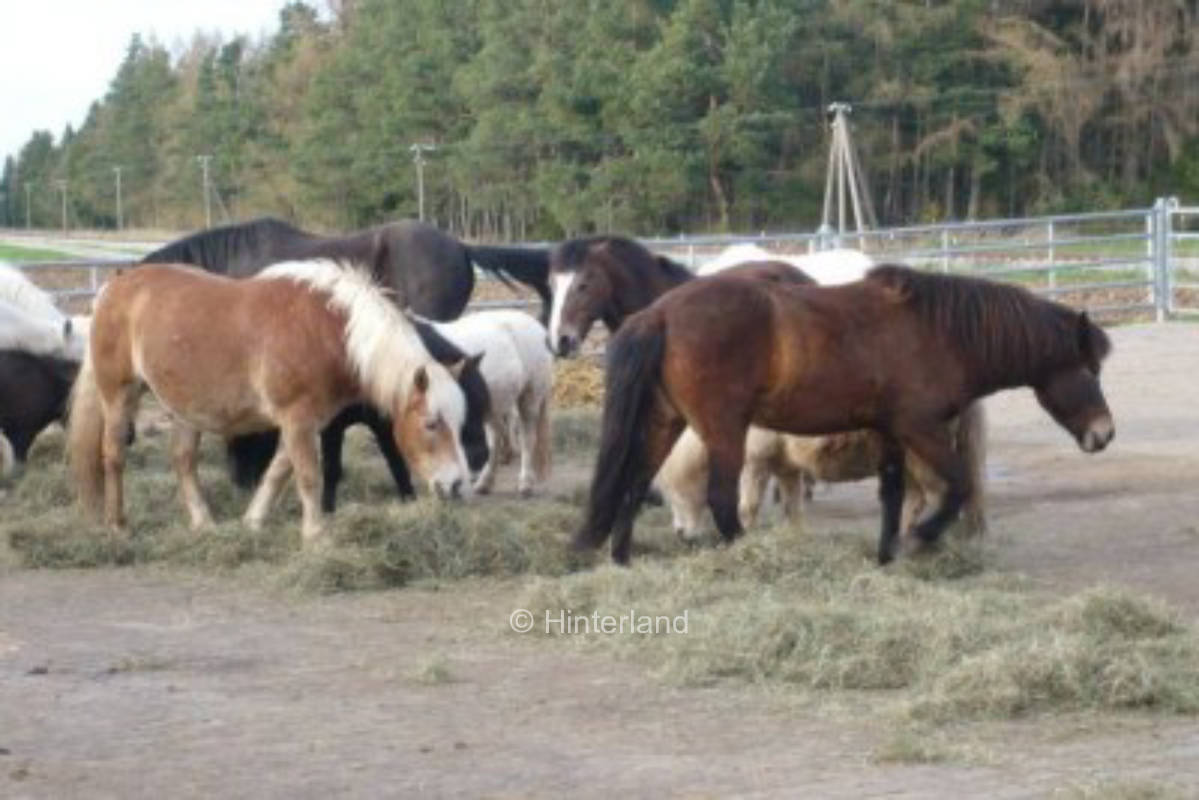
[3,322,1199,799]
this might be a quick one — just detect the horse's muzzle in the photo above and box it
[1080,416,1115,453]
[555,334,579,358]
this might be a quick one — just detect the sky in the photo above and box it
[1,0,295,163]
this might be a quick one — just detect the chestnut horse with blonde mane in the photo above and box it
[578,265,1114,565]
[68,259,472,545]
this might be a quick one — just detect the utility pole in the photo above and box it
[197,154,212,228]
[409,143,436,222]
[113,166,123,231]
[54,179,68,233]
[819,103,877,248]
[24,182,32,229]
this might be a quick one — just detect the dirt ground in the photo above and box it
[3,322,1199,799]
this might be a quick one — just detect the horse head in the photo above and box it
[1034,312,1115,453]
[392,362,473,499]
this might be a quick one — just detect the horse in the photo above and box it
[426,310,554,496]
[547,235,988,536]
[657,406,986,541]
[224,318,491,512]
[141,217,553,322]
[547,236,874,357]
[0,263,90,361]
[0,349,78,477]
[698,243,874,285]
[67,259,472,545]
[577,265,1113,565]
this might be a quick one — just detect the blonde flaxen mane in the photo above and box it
[253,259,461,420]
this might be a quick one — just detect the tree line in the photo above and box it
[2,0,1197,239]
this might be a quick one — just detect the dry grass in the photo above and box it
[520,526,1199,724]
[552,357,605,408]
[5,409,1199,733]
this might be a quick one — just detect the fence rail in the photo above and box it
[8,196,1195,320]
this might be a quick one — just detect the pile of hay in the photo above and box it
[521,527,1199,723]
[553,358,605,408]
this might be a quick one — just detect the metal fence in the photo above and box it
[9,196,1196,321]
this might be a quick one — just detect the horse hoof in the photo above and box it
[519,486,533,498]
[475,485,491,496]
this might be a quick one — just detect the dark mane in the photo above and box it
[141,217,306,270]
[413,319,491,421]
[866,264,1112,379]
[552,235,692,281]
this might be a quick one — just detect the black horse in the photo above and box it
[141,216,552,321]
[0,349,78,473]
[225,320,491,512]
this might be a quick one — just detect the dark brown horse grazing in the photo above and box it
[578,265,1114,565]
[547,235,804,357]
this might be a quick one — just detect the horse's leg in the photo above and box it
[243,445,293,530]
[876,436,906,565]
[738,452,771,529]
[473,417,500,494]
[610,398,686,565]
[281,422,324,546]
[696,418,750,544]
[170,422,213,529]
[775,464,807,526]
[364,406,414,501]
[320,416,348,513]
[515,395,538,497]
[100,388,137,529]
[896,425,968,548]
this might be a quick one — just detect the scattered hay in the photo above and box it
[408,654,455,686]
[552,358,604,408]
[520,528,1199,724]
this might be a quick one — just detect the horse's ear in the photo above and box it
[447,358,467,380]
[468,351,485,370]
[63,318,73,338]
[413,365,429,394]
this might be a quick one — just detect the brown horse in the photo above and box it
[68,259,472,546]
[578,265,1114,565]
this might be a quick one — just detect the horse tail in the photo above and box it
[575,313,666,550]
[465,245,552,320]
[0,432,14,479]
[532,392,552,483]
[66,349,105,516]
[956,400,988,534]
[225,431,281,490]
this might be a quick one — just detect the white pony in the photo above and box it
[655,243,988,541]
[429,310,553,496]
[0,263,90,361]
[696,242,873,284]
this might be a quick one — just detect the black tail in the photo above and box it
[575,314,667,550]
[466,245,552,321]
[225,431,281,490]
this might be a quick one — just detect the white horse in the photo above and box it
[0,263,90,361]
[654,244,988,540]
[429,310,553,496]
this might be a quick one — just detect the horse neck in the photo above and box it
[607,262,691,330]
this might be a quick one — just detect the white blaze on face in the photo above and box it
[548,272,576,347]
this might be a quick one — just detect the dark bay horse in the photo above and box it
[142,217,552,322]
[548,236,695,357]
[0,349,78,474]
[227,319,490,512]
[578,265,1114,565]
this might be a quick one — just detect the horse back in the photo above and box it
[94,265,357,432]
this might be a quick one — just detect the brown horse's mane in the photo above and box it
[865,264,1112,379]
[553,236,692,282]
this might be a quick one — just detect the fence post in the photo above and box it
[1151,197,1168,322]
[940,229,950,273]
[1165,196,1178,316]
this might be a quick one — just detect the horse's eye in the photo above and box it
[424,417,441,433]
